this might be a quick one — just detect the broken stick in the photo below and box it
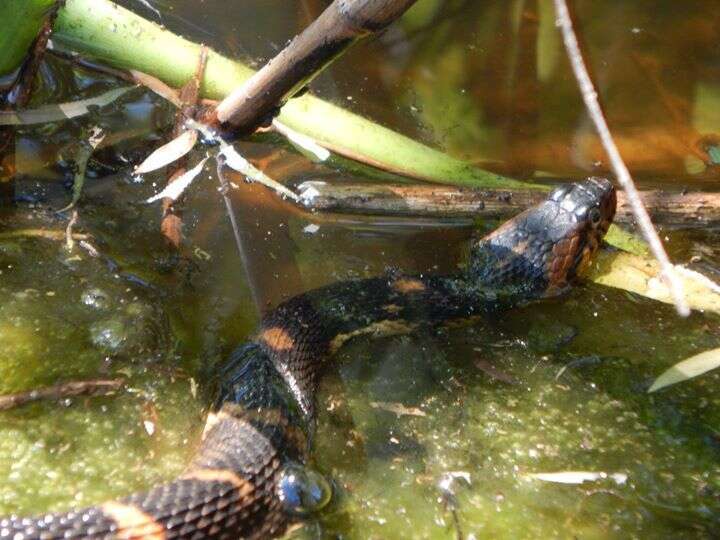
[296,180,720,227]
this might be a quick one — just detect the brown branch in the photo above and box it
[205,0,418,137]
[295,180,720,227]
[0,379,124,411]
[161,47,209,249]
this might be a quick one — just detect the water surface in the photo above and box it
[2,1,720,538]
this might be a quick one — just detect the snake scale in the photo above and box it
[0,178,616,539]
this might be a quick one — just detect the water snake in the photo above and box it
[0,178,616,539]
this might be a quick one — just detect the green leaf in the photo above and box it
[604,225,649,256]
[648,347,720,393]
[0,0,56,75]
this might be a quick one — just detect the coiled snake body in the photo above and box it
[1,178,616,539]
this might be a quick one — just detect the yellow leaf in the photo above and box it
[648,347,720,393]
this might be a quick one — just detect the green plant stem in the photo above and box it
[0,0,56,76]
[53,0,538,190]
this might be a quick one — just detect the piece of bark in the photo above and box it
[296,180,720,227]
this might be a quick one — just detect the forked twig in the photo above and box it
[553,0,690,317]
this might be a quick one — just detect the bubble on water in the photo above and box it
[89,318,127,352]
[81,288,111,310]
[277,462,331,515]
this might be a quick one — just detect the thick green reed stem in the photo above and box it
[53,0,538,189]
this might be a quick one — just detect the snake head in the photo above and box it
[470,177,616,298]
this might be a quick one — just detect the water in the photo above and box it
[2,0,720,538]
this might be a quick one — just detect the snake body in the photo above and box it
[0,178,616,539]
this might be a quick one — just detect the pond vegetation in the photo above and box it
[1,1,719,538]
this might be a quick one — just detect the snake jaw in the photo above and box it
[472,177,616,298]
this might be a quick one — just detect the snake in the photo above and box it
[0,177,616,539]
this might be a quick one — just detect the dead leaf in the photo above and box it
[129,70,183,108]
[474,358,518,385]
[648,347,720,393]
[526,471,627,485]
[220,144,299,201]
[273,120,330,161]
[0,87,133,125]
[146,156,208,202]
[135,129,198,174]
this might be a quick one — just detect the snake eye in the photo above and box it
[549,184,573,202]
[588,207,602,226]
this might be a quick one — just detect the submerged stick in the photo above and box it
[553,0,690,316]
[0,229,89,241]
[0,379,124,411]
[295,180,720,227]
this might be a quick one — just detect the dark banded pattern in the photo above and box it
[0,179,616,539]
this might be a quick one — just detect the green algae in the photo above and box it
[0,232,204,513]
[1,210,718,539]
[312,284,720,539]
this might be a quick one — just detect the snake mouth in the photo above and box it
[544,177,616,293]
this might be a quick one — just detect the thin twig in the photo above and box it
[209,0,418,136]
[553,0,690,316]
[0,229,89,241]
[0,379,124,411]
[215,155,244,256]
[161,47,209,249]
[65,209,79,251]
[215,155,262,313]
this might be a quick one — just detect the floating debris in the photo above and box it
[135,129,199,175]
[648,347,720,393]
[526,471,627,485]
[146,157,208,203]
[369,401,426,417]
